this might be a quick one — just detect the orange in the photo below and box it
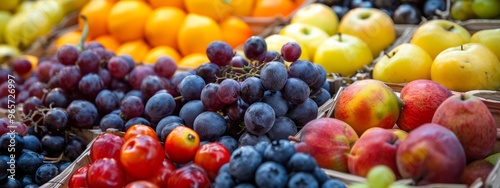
[178,53,210,69]
[219,16,253,49]
[90,35,121,52]
[143,46,181,65]
[107,1,152,43]
[252,0,296,18]
[78,0,113,40]
[230,0,255,17]
[147,0,185,9]
[184,0,233,22]
[145,7,186,49]
[178,14,222,56]
[54,30,89,47]
[115,39,150,63]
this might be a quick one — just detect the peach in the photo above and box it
[334,79,403,136]
[460,159,494,186]
[432,93,497,161]
[396,79,452,131]
[348,127,403,179]
[295,118,359,172]
[396,123,466,185]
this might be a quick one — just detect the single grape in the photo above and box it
[206,41,233,66]
[128,65,156,90]
[261,91,288,117]
[224,98,248,123]
[193,111,227,142]
[288,59,318,86]
[99,113,125,132]
[144,92,176,124]
[110,78,132,92]
[56,66,82,91]
[154,56,177,78]
[17,91,30,104]
[98,68,112,88]
[156,115,185,138]
[67,100,99,129]
[200,83,226,112]
[78,73,105,99]
[34,62,53,83]
[119,54,135,72]
[140,75,167,101]
[196,62,220,84]
[243,36,267,61]
[281,41,302,62]
[23,97,43,121]
[124,90,143,102]
[281,77,310,105]
[48,63,64,77]
[95,89,120,115]
[311,88,332,107]
[120,95,144,120]
[263,50,283,63]
[178,100,205,128]
[12,58,32,75]
[170,71,194,97]
[230,55,249,70]
[93,48,114,62]
[238,132,270,146]
[366,165,396,188]
[310,64,328,91]
[286,98,318,127]
[267,116,297,141]
[260,61,288,92]
[160,122,184,142]
[27,82,46,99]
[107,56,131,79]
[56,45,79,65]
[76,50,100,74]
[244,102,275,136]
[178,75,205,101]
[217,79,240,104]
[240,77,265,105]
[47,75,60,89]
[43,108,68,134]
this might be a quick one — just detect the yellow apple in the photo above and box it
[264,34,309,61]
[0,11,12,44]
[431,43,500,92]
[471,28,500,60]
[372,43,433,83]
[338,8,396,57]
[411,20,471,59]
[314,33,373,77]
[0,0,20,11]
[290,3,339,36]
[279,23,329,60]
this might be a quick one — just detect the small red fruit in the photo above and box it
[68,165,90,188]
[87,158,126,188]
[121,135,165,179]
[146,159,177,187]
[194,142,231,180]
[125,180,160,188]
[164,126,200,164]
[90,133,125,162]
[123,124,157,141]
[167,164,211,188]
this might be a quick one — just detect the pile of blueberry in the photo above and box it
[213,140,346,188]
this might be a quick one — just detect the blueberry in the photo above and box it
[0,156,7,181]
[25,184,39,188]
[216,135,238,154]
[21,175,36,187]
[35,163,59,185]
[229,146,262,182]
[58,161,72,172]
[287,153,317,173]
[288,172,319,188]
[0,132,25,156]
[218,163,230,174]
[234,183,257,188]
[213,172,236,188]
[263,140,295,164]
[255,161,288,188]
[0,178,22,187]
[23,135,41,153]
[17,150,44,174]
[313,167,329,184]
[238,132,270,146]
[321,179,347,188]
[160,122,184,142]
[253,141,270,156]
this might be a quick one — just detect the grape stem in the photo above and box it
[77,15,90,52]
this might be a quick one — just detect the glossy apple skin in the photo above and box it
[460,159,494,186]
[334,79,403,136]
[396,79,452,131]
[348,127,402,178]
[87,158,126,188]
[295,118,359,172]
[167,164,211,188]
[120,135,165,179]
[194,142,231,181]
[90,133,126,162]
[432,93,497,161]
[396,123,466,185]
[164,126,200,164]
[68,165,90,188]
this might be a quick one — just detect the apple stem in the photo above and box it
[447,25,455,31]
[383,51,391,58]
[460,93,466,100]
[461,45,464,51]
[288,136,301,143]
[338,32,342,42]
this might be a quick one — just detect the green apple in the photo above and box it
[290,3,339,36]
[451,0,477,21]
[431,43,500,92]
[0,11,12,44]
[472,0,500,19]
[372,43,433,83]
[471,28,500,60]
[314,33,373,77]
[411,20,471,59]
[338,8,396,57]
[279,23,329,60]
[485,152,500,165]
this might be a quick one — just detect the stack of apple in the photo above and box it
[272,3,397,79]
[294,78,499,187]
[451,0,500,21]
[372,19,500,92]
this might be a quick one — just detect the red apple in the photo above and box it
[295,118,359,172]
[348,127,402,179]
[460,159,494,186]
[396,123,466,185]
[396,79,452,131]
[432,93,497,161]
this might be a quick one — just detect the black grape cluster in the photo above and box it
[213,140,346,188]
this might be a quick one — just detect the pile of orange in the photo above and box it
[55,0,307,69]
